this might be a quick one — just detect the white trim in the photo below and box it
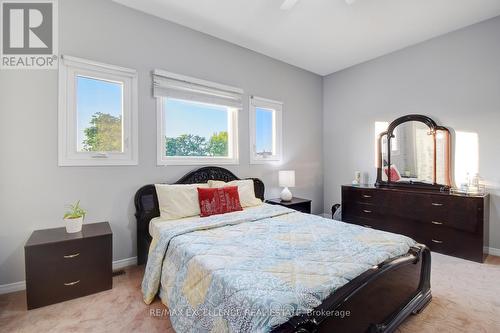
[0,256,138,295]
[250,95,283,105]
[63,55,137,76]
[112,256,138,270]
[0,281,26,295]
[249,96,283,164]
[156,97,239,166]
[484,247,500,257]
[58,55,138,166]
[153,69,243,94]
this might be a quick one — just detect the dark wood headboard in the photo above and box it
[134,166,265,265]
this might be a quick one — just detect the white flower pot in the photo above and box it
[65,217,83,233]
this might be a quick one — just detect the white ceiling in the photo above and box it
[113,0,500,76]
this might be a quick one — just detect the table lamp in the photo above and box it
[279,170,295,201]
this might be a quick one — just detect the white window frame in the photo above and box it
[58,55,138,166]
[249,96,283,164]
[155,70,241,166]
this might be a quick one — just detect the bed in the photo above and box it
[135,167,431,333]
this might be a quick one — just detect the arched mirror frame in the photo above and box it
[376,114,452,191]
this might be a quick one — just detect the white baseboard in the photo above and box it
[0,281,26,295]
[0,256,138,295]
[484,247,500,257]
[112,256,137,270]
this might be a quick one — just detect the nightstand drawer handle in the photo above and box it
[431,221,444,225]
[431,203,444,207]
[362,195,372,198]
[363,209,372,213]
[63,253,80,259]
[64,280,80,286]
[431,239,444,244]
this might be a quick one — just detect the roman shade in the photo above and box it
[153,69,243,108]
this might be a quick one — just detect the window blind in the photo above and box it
[153,70,243,108]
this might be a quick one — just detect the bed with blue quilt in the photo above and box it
[135,167,432,333]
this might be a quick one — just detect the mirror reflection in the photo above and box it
[377,115,451,189]
[389,121,433,184]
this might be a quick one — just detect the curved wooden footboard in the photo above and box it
[273,244,432,333]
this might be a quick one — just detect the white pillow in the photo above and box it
[155,183,209,220]
[208,179,262,208]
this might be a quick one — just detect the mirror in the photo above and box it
[376,115,451,190]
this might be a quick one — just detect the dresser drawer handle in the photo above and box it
[431,203,444,207]
[363,210,372,214]
[363,225,373,228]
[64,280,80,286]
[431,239,444,244]
[431,221,444,225]
[362,195,372,198]
[63,253,80,259]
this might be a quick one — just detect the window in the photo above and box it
[58,56,138,166]
[154,70,241,165]
[249,96,283,164]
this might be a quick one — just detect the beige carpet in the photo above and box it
[1,253,499,333]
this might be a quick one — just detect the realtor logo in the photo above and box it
[1,0,58,69]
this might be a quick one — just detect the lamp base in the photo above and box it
[280,187,293,201]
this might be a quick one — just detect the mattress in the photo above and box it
[143,203,416,333]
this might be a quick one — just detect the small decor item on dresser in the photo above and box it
[352,171,361,185]
[63,200,86,233]
[384,164,401,182]
[279,170,295,201]
[452,173,486,195]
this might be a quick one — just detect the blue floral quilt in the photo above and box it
[142,204,415,332]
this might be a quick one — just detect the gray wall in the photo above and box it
[323,16,500,249]
[0,0,323,285]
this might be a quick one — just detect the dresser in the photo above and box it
[266,197,312,214]
[341,185,489,263]
[25,222,112,309]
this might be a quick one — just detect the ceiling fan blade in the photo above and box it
[280,0,300,11]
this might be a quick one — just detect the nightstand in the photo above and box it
[25,222,112,309]
[266,197,312,214]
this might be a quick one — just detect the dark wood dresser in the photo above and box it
[25,222,112,309]
[342,185,489,263]
[266,197,312,214]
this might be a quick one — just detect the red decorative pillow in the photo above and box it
[197,186,243,217]
[384,165,401,181]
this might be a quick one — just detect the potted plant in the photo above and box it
[63,200,86,233]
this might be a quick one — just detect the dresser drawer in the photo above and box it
[386,192,482,233]
[25,234,112,309]
[343,216,380,230]
[417,224,483,262]
[25,270,99,309]
[342,187,386,206]
[26,239,85,269]
[343,202,384,220]
[342,205,411,236]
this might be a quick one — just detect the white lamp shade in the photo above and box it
[279,170,295,188]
